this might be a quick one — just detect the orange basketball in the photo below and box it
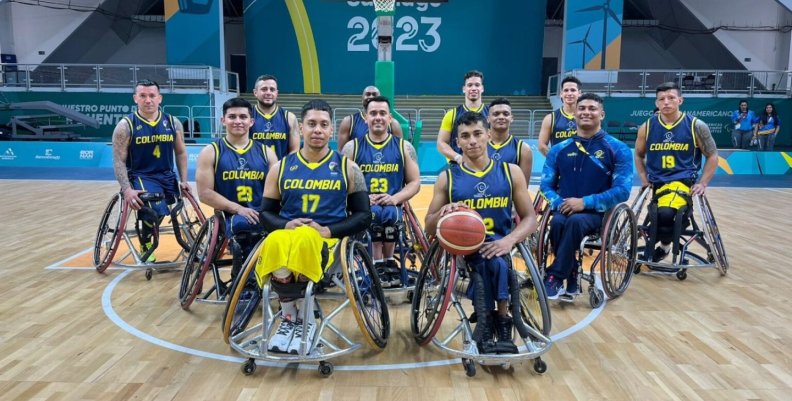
[436,208,486,256]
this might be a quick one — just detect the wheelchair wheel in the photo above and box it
[410,241,456,346]
[93,193,128,273]
[696,195,728,275]
[535,206,553,277]
[222,238,265,343]
[403,203,429,265]
[513,243,551,335]
[171,191,206,252]
[341,237,390,350]
[179,216,224,310]
[599,203,637,299]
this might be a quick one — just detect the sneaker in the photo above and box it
[268,319,296,353]
[494,315,518,354]
[374,261,389,284]
[652,245,670,262]
[544,275,565,300]
[384,259,402,288]
[140,242,156,263]
[287,319,316,354]
[472,313,496,354]
[565,273,580,297]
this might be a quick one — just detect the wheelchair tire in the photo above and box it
[179,216,223,310]
[696,195,729,275]
[535,206,553,277]
[93,193,128,273]
[171,191,206,252]
[410,241,456,346]
[600,203,638,299]
[341,238,390,350]
[403,202,430,265]
[513,243,551,335]
[221,237,265,343]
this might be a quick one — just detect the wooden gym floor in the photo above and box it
[0,180,791,401]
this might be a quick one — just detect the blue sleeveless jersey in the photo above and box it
[447,160,513,240]
[551,108,577,145]
[278,150,349,225]
[349,112,369,143]
[250,105,290,159]
[124,111,177,177]
[450,104,489,154]
[645,113,702,184]
[353,134,405,196]
[487,135,523,165]
[212,138,270,215]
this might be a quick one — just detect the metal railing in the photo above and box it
[0,63,239,94]
[548,69,792,98]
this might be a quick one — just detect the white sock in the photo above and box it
[374,259,383,264]
[660,242,671,251]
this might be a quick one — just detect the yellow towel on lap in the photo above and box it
[255,225,338,285]
[656,181,690,210]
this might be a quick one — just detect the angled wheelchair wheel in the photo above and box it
[341,237,390,350]
[410,241,456,346]
[513,243,551,335]
[171,191,206,252]
[179,216,224,310]
[222,237,265,343]
[93,193,128,273]
[527,197,549,261]
[696,195,728,275]
[402,203,430,265]
[534,206,553,277]
[600,203,638,299]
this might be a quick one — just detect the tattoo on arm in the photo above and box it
[349,163,366,193]
[341,141,355,159]
[695,120,718,157]
[405,141,418,161]
[112,120,132,190]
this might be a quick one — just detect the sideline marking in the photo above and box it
[101,268,604,371]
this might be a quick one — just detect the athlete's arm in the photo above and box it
[537,113,553,156]
[172,116,190,192]
[195,145,259,224]
[479,164,537,259]
[437,109,460,161]
[111,119,142,209]
[259,160,298,231]
[286,111,300,155]
[424,171,451,237]
[634,122,649,188]
[340,140,355,159]
[518,141,533,185]
[693,119,719,195]
[388,141,421,205]
[337,115,353,152]
[390,120,404,138]
[310,161,372,238]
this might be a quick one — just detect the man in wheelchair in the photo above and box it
[539,93,633,300]
[634,82,719,262]
[111,79,191,261]
[258,99,372,353]
[425,112,536,354]
[195,97,277,291]
[340,95,421,288]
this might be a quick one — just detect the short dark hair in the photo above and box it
[738,99,749,107]
[576,92,604,106]
[134,79,160,93]
[364,95,391,111]
[561,75,582,90]
[463,70,484,84]
[301,99,332,119]
[255,74,278,84]
[454,111,489,131]
[656,81,681,96]
[222,97,253,116]
[489,97,511,109]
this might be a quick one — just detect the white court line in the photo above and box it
[101,268,604,371]
[46,247,95,269]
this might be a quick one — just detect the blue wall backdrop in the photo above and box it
[243,0,546,95]
[563,0,623,71]
[165,0,223,67]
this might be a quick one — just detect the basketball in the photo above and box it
[436,208,486,256]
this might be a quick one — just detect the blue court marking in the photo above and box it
[101,268,604,371]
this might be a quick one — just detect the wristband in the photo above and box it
[453,154,462,163]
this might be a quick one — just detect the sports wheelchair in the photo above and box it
[535,202,638,308]
[410,240,552,377]
[93,190,205,280]
[178,211,266,310]
[631,186,728,280]
[223,234,390,377]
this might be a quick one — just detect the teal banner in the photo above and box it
[165,0,222,67]
[243,0,546,95]
[563,0,623,71]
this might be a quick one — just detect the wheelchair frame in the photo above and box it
[631,186,729,280]
[93,190,205,280]
[178,212,234,309]
[410,240,552,377]
[535,202,638,308]
[223,236,390,377]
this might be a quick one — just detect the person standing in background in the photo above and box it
[754,103,780,151]
[731,100,756,149]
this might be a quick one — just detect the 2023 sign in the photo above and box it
[346,16,442,53]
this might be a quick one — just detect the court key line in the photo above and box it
[101,268,605,371]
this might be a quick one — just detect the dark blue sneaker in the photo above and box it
[565,272,580,297]
[544,275,565,300]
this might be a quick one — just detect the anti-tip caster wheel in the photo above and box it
[676,269,687,281]
[241,358,256,375]
[462,358,476,377]
[145,268,153,281]
[318,361,334,377]
[533,358,547,374]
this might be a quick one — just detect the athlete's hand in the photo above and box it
[179,182,191,193]
[691,182,707,196]
[285,218,313,229]
[559,198,584,215]
[123,187,144,210]
[235,206,260,224]
[479,238,515,259]
[369,193,382,205]
[378,194,398,206]
[439,202,465,216]
[307,221,331,238]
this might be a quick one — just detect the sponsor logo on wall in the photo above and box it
[79,150,94,160]
[35,149,61,160]
[1,148,17,161]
